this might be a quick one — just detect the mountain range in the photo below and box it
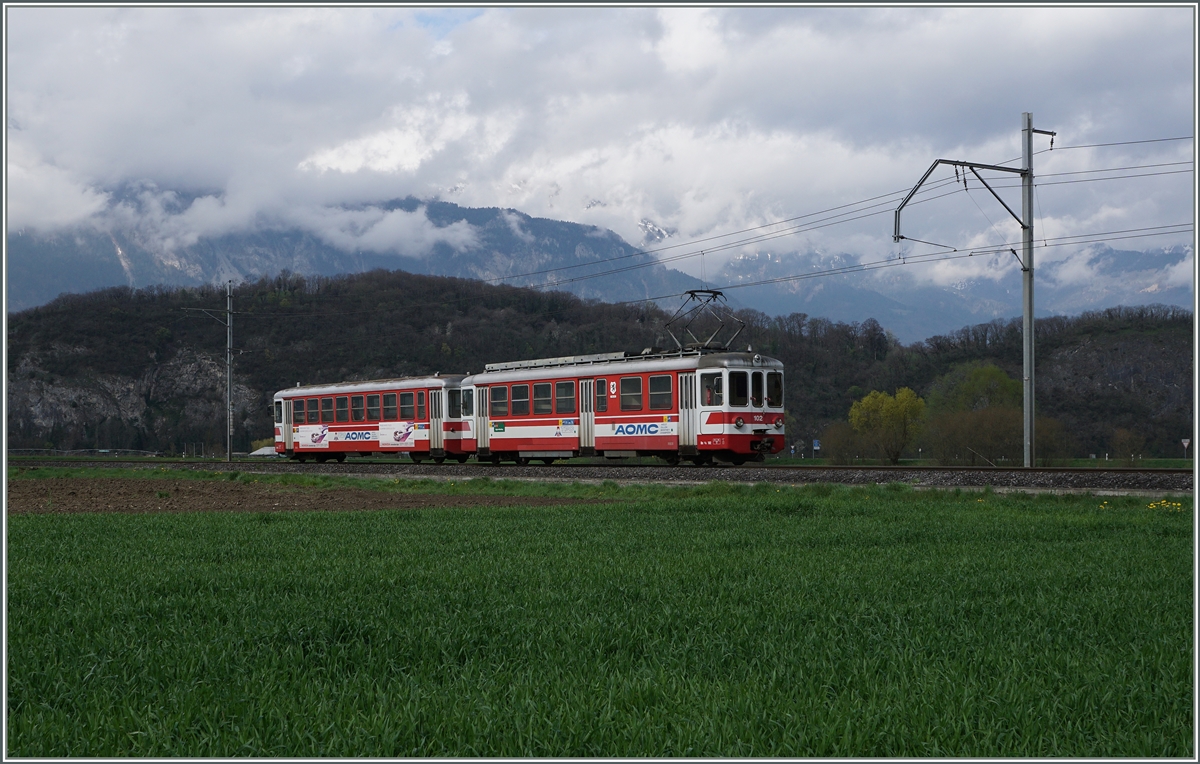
[6,195,1192,343]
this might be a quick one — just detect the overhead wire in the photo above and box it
[489,162,1192,290]
[957,223,1193,256]
[1036,160,1193,177]
[1049,136,1193,150]
[951,168,1194,192]
[1035,169,1192,186]
[471,176,964,286]
[197,134,1195,321]
[624,225,1194,305]
[506,188,969,293]
[265,152,1190,299]
[216,224,1193,320]
[519,166,1192,292]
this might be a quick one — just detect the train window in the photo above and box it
[308,399,319,423]
[335,396,349,422]
[490,386,508,417]
[321,397,334,422]
[594,378,607,412]
[511,384,530,416]
[351,395,365,422]
[291,399,303,422]
[700,373,723,406]
[274,401,282,424]
[729,372,749,407]
[533,383,553,415]
[383,393,397,420]
[462,388,474,417]
[417,391,426,420]
[555,381,575,414]
[649,375,672,410]
[767,373,783,408]
[620,377,642,411]
[400,392,415,420]
[448,389,462,419]
[367,394,380,421]
[751,372,764,407]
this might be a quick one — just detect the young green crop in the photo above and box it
[7,476,1192,757]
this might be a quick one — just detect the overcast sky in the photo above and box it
[6,5,1196,291]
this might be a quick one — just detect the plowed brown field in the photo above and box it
[7,478,599,515]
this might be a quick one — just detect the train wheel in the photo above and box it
[514,456,530,466]
[433,457,446,464]
[296,455,307,464]
[455,455,469,464]
[729,456,746,466]
[690,456,712,467]
[411,455,425,464]
[540,458,555,465]
[661,453,681,466]
[489,455,501,466]
[335,453,346,463]
[316,455,328,464]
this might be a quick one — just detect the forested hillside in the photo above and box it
[6,268,1192,458]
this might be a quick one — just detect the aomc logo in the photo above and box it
[614,423,659,435]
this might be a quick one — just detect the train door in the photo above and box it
[475,387,490,451]
[699,370,725,435]
[579,379,595,450]
[429,389,444,452]
[678,373,697,449]
[283,398,294,452]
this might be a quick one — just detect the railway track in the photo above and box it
[11,458,1193,494]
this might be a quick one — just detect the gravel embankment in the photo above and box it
[23,460,1193,495]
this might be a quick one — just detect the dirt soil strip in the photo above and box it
[7,479,605,515]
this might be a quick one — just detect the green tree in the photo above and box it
[849,388,926,464]
[926,362,1023,413]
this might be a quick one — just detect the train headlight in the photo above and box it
[734,417,745,428]
[774,417,784,429]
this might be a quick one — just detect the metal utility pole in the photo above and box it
[1019,113,1037,470]
[894,112,1054,467]
[183,280,236,463]
[226,277,234,462]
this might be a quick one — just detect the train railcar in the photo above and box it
[272,374,472,463]
[272,348,785,465]
[464,348,785,465]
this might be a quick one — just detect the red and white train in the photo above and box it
[273,348,785,465]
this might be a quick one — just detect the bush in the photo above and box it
[1110,428,1146,467]
[820,421,863,465]
[922,407,1022,466]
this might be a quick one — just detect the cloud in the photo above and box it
[500,211,535,243]
[298,94,480,174]
[6,141,110,230]
[4,6,1193,294]
[653,8,727,73]
[297,205,478,257]
[1160,250,1196,289]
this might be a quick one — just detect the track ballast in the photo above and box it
[14,459,1193,494]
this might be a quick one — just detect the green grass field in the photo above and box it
[6,470,1193,756]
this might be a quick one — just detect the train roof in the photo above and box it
[273,373,467,399]
[464,348,782,384]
